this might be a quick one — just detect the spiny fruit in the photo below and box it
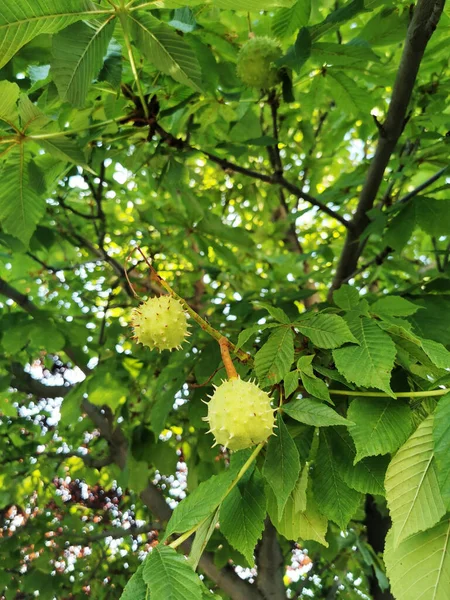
[131,296,189,352]
[204,378,275,451]
[236,36,282,90]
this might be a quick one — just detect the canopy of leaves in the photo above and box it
[0,1,449,600]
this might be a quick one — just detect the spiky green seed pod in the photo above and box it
[131,296,189,352]
[236,36,282,90]
[204,378,275,451]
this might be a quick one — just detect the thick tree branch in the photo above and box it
[138,115,350,229]
[10,363,72,398]
[0,277,39,315]
[0,277,263,600]
[67,524,160,545]
[329,0,445,297]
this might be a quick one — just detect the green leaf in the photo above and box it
[384,518,450,600]
[187,509,220,570]
[295,313,358,349]
[235,323,278,351]
[143,545,202,600]
[292,466,308,513]
[129,12,202,91]
[433,393,450,509]
[88,371,127,411]
[283,397,351,427]
[0,0,94,69]
[40,137,88,168]
[255,327,294,388]
[359,7,409,48]
[328,427,388,495]
[0,80,20,125]
[267,486,328,547]
[30,319,65,353]
[347,397,412,462]
[311,42,380,66]
[333,284,359,310]
[263,413,300,520]
[52,19,116,107]
[284,370,300,397]
[327,71,372,115]
[18,95,50,131]
[385,415,446,547]
[165,470,233,538]
[98,37,123,89]
[253,301,290,324]
[272,0,311,39]
[415,198,450,238]
[120,563,148,600]
[312,429,362,529]
[150,355,187,436]
[300,372,331,402]
[421,339,450,370]
[277,27,312,72]
[220,470,266,567]
[213,0,295,9]
[371,296,420,318]
[309,0,383,41]
[0,147,46,245]
[332,317,396,395]
[384,201,416,252]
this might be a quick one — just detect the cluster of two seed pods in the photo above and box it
[132,296,275,450]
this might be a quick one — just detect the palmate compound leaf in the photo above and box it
[219,470,266,566]
[143,545,203,600]
[433,393,450,509]
[0,0,95,69]
[52,18,116,107]
[294,313,358,349]
[312,429,362,529]
[384,517,450,600]
[347,397,413,462]
[332,316,396,396]
[0,147,46,245]
[129,12,203,91]
[385,415,446,548]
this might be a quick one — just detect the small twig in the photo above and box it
[189,364,227,388]
[398,165,449,204]
[431,237,443,272]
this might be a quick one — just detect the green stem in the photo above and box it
[118,11,149,120]
[135,248,252,365]
[129,1,157,10]
[328,388,449,398]
[168,442,264,550]
[27,118,123,140]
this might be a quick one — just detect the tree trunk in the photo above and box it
[255,519,287,599]
[364,495,394,600]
